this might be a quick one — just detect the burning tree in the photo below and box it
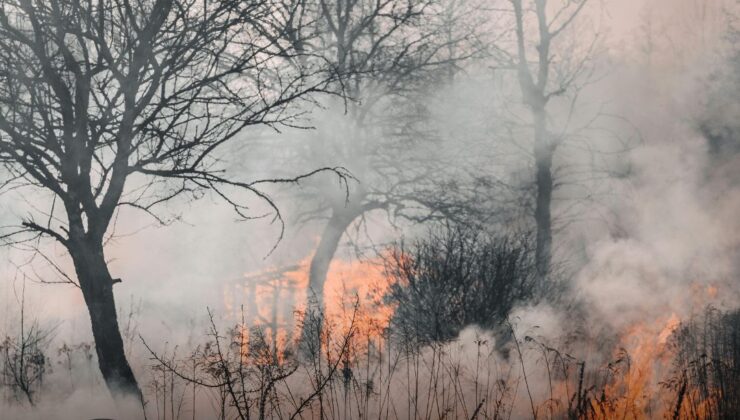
[253,0,484,338]
[0,0,346,399]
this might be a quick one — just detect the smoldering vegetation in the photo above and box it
[0,0,738,419]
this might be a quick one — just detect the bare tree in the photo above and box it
[0,0,346,399]
[508,0,592,277]
[257,0,483,337]
[470,0,632,279]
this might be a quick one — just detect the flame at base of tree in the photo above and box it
[223,256,392,359]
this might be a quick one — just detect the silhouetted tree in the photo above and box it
[508,0,590,278]
[0,0,345,399]
[267,0,483,342]
[472,0,635,280]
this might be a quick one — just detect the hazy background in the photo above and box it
[0,0,736,366]
[0,0,737,417]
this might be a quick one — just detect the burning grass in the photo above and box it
[133,225,735,419]
[2,230,738,419]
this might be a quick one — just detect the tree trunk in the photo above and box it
[69,239,141,400]
[301,206,358,345]
[533,109,553,278]
[512,0,555,279]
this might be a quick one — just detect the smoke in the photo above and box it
[0,0,738,417]
[569,1,740,334]
[0,389,141,420]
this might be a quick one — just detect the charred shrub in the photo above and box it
[383,225,537,346]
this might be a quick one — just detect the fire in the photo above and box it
[321,257,393,337]
[223,257,729,419]
[223,254,393,355]
[589,314,680,418]
[658,313,680,345]
[590,282,722,419]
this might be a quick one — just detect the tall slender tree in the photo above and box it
[504,0,593,277]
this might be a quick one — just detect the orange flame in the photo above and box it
[223,254,392,356]
[588,314,679,418]
[590,281,722,419]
